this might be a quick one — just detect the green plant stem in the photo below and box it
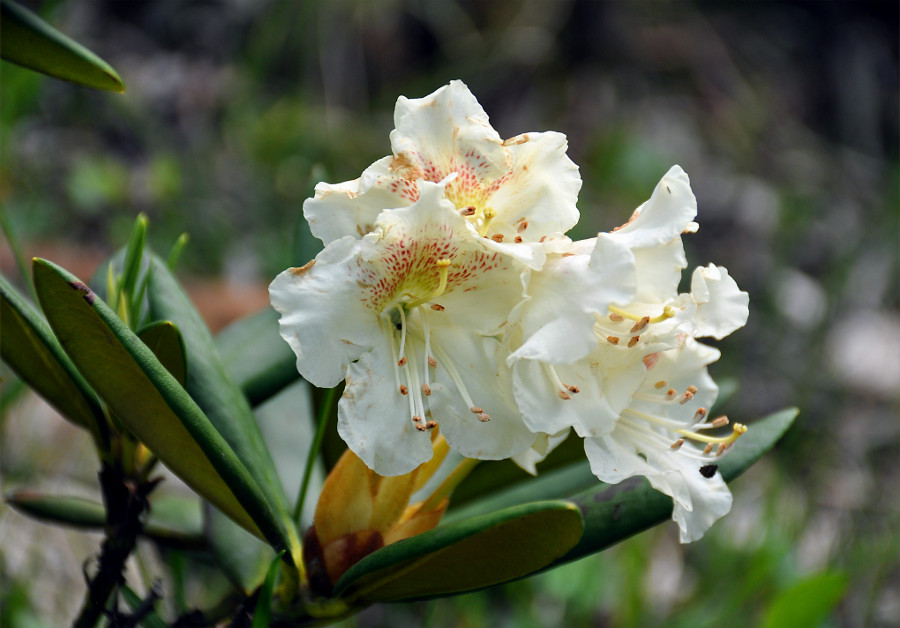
[293,386,338,525]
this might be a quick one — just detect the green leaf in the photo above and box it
[0,273,106,439]
[138,321,187,387]
[334,501,584,603]
[252,550,286,628]
[6,491,204,550]
[0,0,125,92]
[205,504,271,592]
[147,255,301,564]
[215,307,299,406]
[762,571,848,628]
[555,407,798,566]
[32,258,292,556]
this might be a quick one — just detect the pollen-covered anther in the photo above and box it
[666,388,677,400]
[415,423,427,432]
[679,391,694,404]
[566,385,580,393]
[399,385,408,395]
[716,443,729,456]
[398,357,407,366]
[428,356,437,368]
[607,336,620,345]
[460,206,476,216]
[430,304,445,311]
[711,416,729,428]
[627,335,641,348]
[558,390,571,400]
[655,380,667,389]
[476,413,491,422]
[609,312,624,322]
[492,234,504,243]
[425,420,438,430]
[693,407,708,422]
[517,220,528,233]
[412,416,422,423]
[630,316,650,334]
[514,236,523,243]
[671,438,685,450]
[470,406,484,414]
[421,383,432,396]
[703,443,715,455]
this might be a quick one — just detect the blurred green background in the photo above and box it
[1,1,897,626]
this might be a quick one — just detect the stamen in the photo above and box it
[428,356,437,368]
[415,423,427,432]
[422,383,432,396]
[693,407,708,422]
[430,303,445,311]
[460,206,476,216]
[674,423,748,446]
[558,390,571,400]
[608,304,676,324]
[671,439,685,450]
[517,220,528,233]
[704,443,715,455]
[655,380,667,389]
[666,388,677,400]
[678,390,694,404]
[544,364,575,400]
[470,406,484,414]
[607,336,620,345]
[630,316,650,334]
[476,413,491,422]
[399,385,408,395]
[398,357,407,366]
[397,306,409,361]
[491,234,504,243]
[425,420,438,430]
[627,335,640,348]
[514,236,523,243]
[609,313,624,322]
[711,416,729,428]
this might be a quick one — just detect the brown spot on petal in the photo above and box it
[290,260,316,276]
[502,133,529,146]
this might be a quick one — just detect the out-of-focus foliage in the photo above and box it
[1,1,897,626]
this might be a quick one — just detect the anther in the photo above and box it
[607,336,620,345]
[415,423,427,432]
[630,316,650,334]
[514,236,523,243]
[558,390,571,400]
[655,380,667,389]
[425,420,438,430]
[422,383,432,396]
[693,407,708,422]
[679,391,694,404]
[703,443,715,455]
[431,303,445,311]
[428,356,437,368]
[711,416,729,428]
[666,388,677,400]
[460,206,476,216]
[399,385,408,395]
[566,385,580,393]
[686,385,698,395]
[470,406,484,414]
[412,416,422,423]
[671,439,685,450]
[716,443,728,456]
[609,313,625,322]
[627,335,640,348]
[492,234,504,243]
[477,413,491,422]
[398,357,407,366]
[517,220,528,233]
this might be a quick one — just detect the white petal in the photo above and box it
[630,238,687,304]
[338,337,434,476]
[269,236,382,388]
[513,429,570,475]
[303,157,416,245]
[690,264,750,339]
[429,332,536,461]
[611,165,697,249]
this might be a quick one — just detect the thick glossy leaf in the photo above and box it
[138,321,187,386]
[146,255,301,564]
[554,407,798,566]
[32,258,292,555]
[0,273,105,435]
[204,504,271,592]
[7,492,203,549]
[215,307,299,406]
[334,501,583,603]
[0,0,125,92]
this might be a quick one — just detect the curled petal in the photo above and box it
[690,264,750,339]
[612,165,697,249]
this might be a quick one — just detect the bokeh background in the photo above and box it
[1,1,898,626]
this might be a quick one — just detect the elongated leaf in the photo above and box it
[554,407,798,566]
[7,492,203,549]
[146,255,301,564]
[138,321,187,386]
[763,571,848,628]
[0,0,125,92]
[32,258,292,556]
[0,273,106,435]
[216,307,299,406]
[334,501,583,603]
[204,504,271,592]
[252,550,286,628]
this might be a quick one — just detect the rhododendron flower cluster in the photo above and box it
[271,80,749,542]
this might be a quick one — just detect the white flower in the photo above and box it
[583,338,744,542]
[270,181,536,476]
[304,80,582,268]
